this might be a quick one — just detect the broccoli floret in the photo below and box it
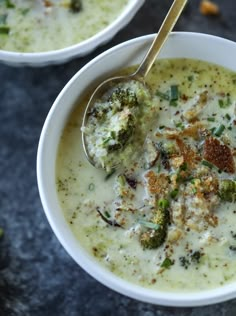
[90,87,137,120]
[140,200,169,249]
[106,112,135,152]
[88,102,110,121]
[179,251,202,269]
[70,0,82,13]
[219,179,236,202]
[109,88,138,110]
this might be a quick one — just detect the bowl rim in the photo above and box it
[37,31,236,307]
[0,0,144,66]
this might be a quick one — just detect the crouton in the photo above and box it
[200,0,219,16]
[144,171,169,196]
[203,137,235,173]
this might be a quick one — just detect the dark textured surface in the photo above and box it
[0,0,236,315]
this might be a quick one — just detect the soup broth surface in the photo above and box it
[0,0,127,52]
[57,58,236,292]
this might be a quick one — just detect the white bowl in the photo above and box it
[37,32,236,306]
[0,0,144,67]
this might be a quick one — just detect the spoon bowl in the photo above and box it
[82,0,188,169]
[82,73,143,167]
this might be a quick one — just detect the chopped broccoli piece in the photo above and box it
[70,0,82,13]
[179,251,202,269]
[219,179,236,202]
[161,257,174,269]
[88,102,110,120]
[109,88,138,110]
[106,112,135,152]
[191,251,201,263]
[139,201,169,249]
[179,256,190,269]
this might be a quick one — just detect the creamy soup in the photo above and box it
[0,0,128,52]
[56,58,236,292]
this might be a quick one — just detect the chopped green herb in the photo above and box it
[226,95,232,107]
[139,220,160,230]
[225,113,231,121]
[170,188,179,199]
[218,99,224,108]
[104,169,116,181]
[228,126,232,131]
[161,257,174,269]
[156,90,170,100]
[117,174,126,186]
[214,124,225,137]
[218,96,231,109]
[102,137,112,145]
[207,117,215,122]
[110,131,116,139]
[210,127,216,134]
[156,86,178,106]
[158,199,169,209]
[159,125,165,130]
[0,25,9,34]
[5,0,15,8]
[170,85,179,101]
[175,121,184,129]
[169,99,178,107]
[104,211,110,218]
[202,160,214,169]
[187,75,194,82]
[88,183,95,191]
[184,176,195,183]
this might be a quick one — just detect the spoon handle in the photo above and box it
[135,0,188,79]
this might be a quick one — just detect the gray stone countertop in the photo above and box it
[1,0,236,315]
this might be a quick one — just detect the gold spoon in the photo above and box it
[82,0,188,168]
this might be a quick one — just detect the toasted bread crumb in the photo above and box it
[203,137,235,174]
[145,171,169,195]
[200,0,220,16]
